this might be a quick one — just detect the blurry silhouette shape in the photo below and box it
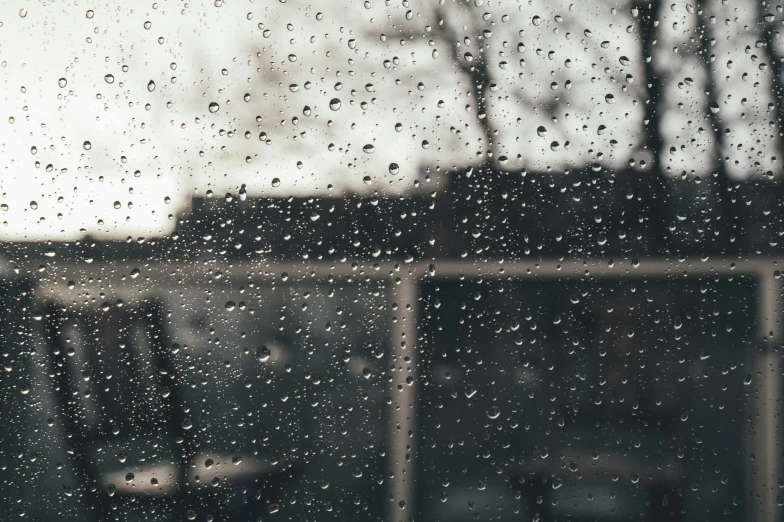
[43,298,297,522]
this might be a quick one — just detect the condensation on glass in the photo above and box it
[0,1,783,522]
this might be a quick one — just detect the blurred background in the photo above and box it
[1,0,784,520]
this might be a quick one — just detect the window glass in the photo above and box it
[0,1,782,522]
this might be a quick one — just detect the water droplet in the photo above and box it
[58,78,67,88]
[29,201,38,210]
[389,163,400,175]
[271,177,281,187]
[86,9,94,19]
[619,56,630,66]
[147,80,156,92]
[257,345,271,362]
[743,374,753,385]
[486,406,501,419]
[329,98,341,111]
[208,102,220,113]
[104,74,114,84]
[464,384,477,398]
[605,94,615,104]
[225,300,236,311]
[19,8,27,18]
[83,141,92,150]
[362,144,375,154]
[537,126,547,137]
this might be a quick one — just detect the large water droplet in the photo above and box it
[147,80,156,92]
[58,78,67,88]
[329,98,341,111]
[208,102,220,113]
[257,345,271,362]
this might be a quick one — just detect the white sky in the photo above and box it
[0,0,776,240]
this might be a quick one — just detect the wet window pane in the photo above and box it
[1,1,783,521]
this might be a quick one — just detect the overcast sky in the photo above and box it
[0,0,777,240]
